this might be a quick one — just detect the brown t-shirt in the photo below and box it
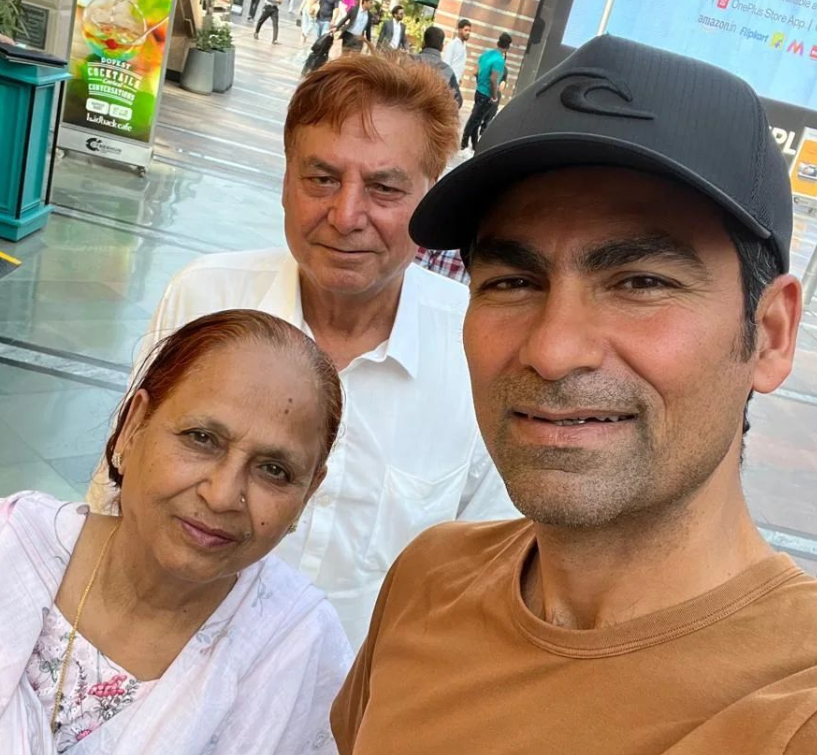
[332,519,817,754]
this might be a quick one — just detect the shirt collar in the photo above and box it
[259,252,420,378]
[257,250,302,326]
[340,270,420,378]
[381,264,420,378]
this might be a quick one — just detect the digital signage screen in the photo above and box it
[560,0,817,112]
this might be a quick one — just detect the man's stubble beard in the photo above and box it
[484,372,741,532]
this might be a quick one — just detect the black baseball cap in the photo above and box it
[410,35,793,272]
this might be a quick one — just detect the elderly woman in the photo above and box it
[0,310,351,754]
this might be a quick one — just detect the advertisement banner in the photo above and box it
[562,0,817,112]
[534,0,817,165]
[59,0,174,167]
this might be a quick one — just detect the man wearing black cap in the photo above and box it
[332,35,817,754]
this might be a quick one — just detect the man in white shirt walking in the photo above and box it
[442,18,471,83]
[89,55,516,649]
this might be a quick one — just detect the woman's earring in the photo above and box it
[287,521,299,535]
[112,452,123,471]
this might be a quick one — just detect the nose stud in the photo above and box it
[240,494,247,505]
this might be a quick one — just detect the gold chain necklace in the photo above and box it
[50,519,121,734]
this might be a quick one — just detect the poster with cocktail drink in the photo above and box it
[58,0,174,169]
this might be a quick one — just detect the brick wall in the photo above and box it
[435,0,538,101]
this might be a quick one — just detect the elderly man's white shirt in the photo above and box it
[133,249,517,648]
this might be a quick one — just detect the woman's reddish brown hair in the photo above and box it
[285,53,460,179]
[105,309,343,488]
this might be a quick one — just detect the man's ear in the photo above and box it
[752,273,802,394]
[282,167,291,210]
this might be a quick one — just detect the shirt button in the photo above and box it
[317,494,332,506]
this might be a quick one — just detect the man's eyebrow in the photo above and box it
[577,234,710,276]
[469,237,551,276]
[299,158,412,187]
[363,168,412,187]
[300,157,340,175]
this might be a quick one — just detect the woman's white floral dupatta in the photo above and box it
[0,492,352,755]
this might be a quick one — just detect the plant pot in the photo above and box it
[227,46,236,90]
[213,47,236,93]
[181,48,214,95]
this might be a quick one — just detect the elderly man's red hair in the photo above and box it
[285,54,460,179]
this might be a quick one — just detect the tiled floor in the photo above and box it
[0,21,815,570]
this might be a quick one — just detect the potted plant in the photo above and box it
[181,12,216,94]
[403,14,433,53]
[211,23,235,93]
[0,0,27,41]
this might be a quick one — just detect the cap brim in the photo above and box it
[410,134,772,254]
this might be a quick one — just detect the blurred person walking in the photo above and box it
[254,0,283,43]
[415,26,462,108]
[333,0,375,55]
[478,54,507,136]
[377,5,408,51]
[442,19,471,83]
[298,0,319,42]
[460,32,511,153]
[315,0,339,38]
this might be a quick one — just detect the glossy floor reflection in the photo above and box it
[0,22,815,571]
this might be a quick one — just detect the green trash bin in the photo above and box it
[0,48,71,242]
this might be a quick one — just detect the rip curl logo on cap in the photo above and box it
[536,67,655,120]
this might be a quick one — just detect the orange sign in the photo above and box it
[790,127,817,199]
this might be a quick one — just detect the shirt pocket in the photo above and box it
[364,463,469,572]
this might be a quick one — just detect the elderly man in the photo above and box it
[90,55,515,648]
[331,36,817,752]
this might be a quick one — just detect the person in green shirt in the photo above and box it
[460,32,512,152]
[479,53,508,137]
